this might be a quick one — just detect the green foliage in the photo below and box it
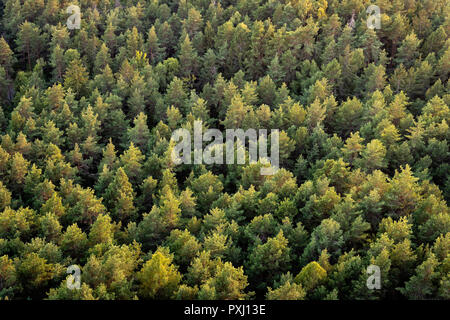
[137,247,181,299]
[295,262,327,292]
[0,0,448,301]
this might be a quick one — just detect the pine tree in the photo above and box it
[396,32,421,68]
[127,112,150,153]
[178,35,199,80]
[88,214,115,246]
[104,167,136,223]
[64,58,89,97]
[166,229,201,266]
[50,45,65,82]
[399,253,440,299]
[16,21,46,70]
[61,224,88,259]
[0,37,15,78]
[120,143,145,186]
[294,261,327,292]
[357,139,387,172]
[146,26,162,64]
[247,230,291,292]
[94,43,112,74]
[0,181,12,211]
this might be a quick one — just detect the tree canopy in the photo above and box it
[0,0,448,300]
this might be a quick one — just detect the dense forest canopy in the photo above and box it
[0,0,448,300]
